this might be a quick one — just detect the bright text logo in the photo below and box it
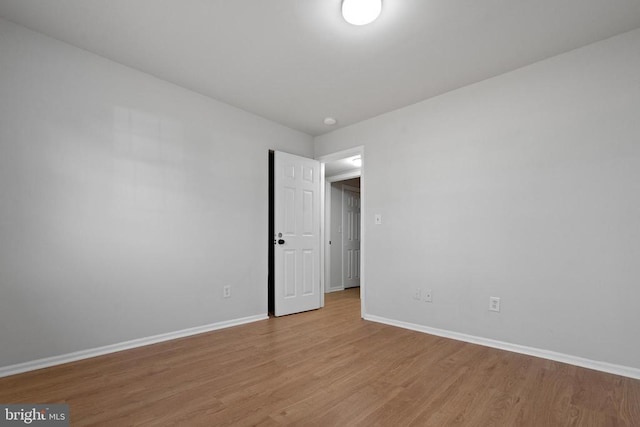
[0,405,68,426]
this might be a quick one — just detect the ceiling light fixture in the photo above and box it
[352,156,362,167]
[324,117,337,126]
[342,0,382,26]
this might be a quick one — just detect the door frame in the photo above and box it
[317,146,366,318]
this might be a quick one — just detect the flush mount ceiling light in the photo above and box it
[342,0,382,26]
[323,117,337,126]
[352,156,362,167]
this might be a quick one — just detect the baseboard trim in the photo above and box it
[364,314,640,380]
[0,314,268,379]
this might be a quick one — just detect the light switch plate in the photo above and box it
[489,296,500,312]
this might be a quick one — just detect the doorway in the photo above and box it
[327,177,361,292]
[268,147,365,317]
[318,147,365,316]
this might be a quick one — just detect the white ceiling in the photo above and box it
[325,155,361,177]
[1,0,639,136]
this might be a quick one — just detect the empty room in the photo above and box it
[1,1,640,425]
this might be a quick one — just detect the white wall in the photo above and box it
[0,19,313,368]
[315,29,640,370]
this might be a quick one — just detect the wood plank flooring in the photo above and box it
[1,288,639,426]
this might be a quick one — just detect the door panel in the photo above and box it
[284,250,296,298]
[303,190,314,235]
[274,151,321,316]
[302,250,314,295]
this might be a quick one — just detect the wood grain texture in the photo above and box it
[1,288,639,426]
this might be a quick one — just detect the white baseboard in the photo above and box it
[325,286,345,293]
[0,314,268,379]
[364,314,640,380]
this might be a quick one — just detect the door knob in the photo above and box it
[277,239,285,245]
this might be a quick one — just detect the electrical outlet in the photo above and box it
[489,296,500,312]
[223,285,231,299]
[424,289,432,303]
[413,288,421,300]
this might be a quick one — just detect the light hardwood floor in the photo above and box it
[1,288,639,426]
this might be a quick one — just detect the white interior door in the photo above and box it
[274,151,321,316]
[342,185,361,289]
